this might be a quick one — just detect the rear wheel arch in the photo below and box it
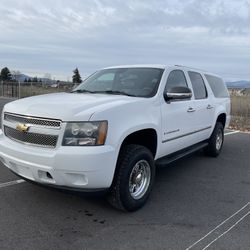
[216,113,226,128]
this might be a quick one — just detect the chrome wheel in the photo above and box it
[129,160,151,200]
[216,130,223,150]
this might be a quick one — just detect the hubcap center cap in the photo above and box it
[216,132,223,150]
[135,173,142,184]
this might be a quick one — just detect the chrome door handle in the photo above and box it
[187,107,196,113]
[207,104,213,109]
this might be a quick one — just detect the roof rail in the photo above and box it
[174,64,208,72]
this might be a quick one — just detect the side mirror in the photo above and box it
[164,86,192,102]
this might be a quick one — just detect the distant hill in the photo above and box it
[15,74,29,82]
[226,80,250,89]
[14,74,56,84]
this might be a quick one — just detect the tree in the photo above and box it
[0,67,12,81]
[72,68,82,83]
[24,78,28,82]
[33,76,38,82]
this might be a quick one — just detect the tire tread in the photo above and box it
[107,144,154,211]
[205,122,224,157]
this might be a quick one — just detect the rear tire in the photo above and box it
[107,144,155,212]
[205,122,224,157]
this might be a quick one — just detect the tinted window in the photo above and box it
[205,74,229,98]
[165,70,187,92]
[98,73,115,81]
[188,71,207,99]
[74,68,164,98]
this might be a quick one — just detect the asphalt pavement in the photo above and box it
[0,97,249,250]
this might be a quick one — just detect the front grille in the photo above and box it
[4,126,58,148]
[4,113,61,129]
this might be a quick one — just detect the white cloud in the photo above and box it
[0,0,250,80]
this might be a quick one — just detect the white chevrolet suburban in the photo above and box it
[0,65,230,211]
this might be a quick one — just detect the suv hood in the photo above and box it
[4,92,141,121]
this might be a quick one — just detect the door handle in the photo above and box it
[187,107,196,113]
[207,104,213,109]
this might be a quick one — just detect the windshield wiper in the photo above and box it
[71,89,138,97]
[71,89,96,94]
[94,90,137,97]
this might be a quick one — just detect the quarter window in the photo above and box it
[205,74,229,98]
[165,70,188,92]
[188,71,207,99]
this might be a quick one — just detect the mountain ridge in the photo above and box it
[15,74,53,83]
[226,80,250,88]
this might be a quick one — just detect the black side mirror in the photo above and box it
[164,86,192,102]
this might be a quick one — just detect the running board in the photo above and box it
[155,142,208,167]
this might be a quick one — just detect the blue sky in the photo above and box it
[0,0,250,81]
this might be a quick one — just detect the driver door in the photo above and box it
[160,70,197,156]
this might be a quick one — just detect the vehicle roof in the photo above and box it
[102,64,221,78]
[103,64,167,70]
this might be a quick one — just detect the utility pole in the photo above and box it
[18,81,21,99]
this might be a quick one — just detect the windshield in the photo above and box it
[73,67,164,97]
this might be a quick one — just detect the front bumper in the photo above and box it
[0,135,117,190]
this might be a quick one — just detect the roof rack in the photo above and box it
[174,65,208,72]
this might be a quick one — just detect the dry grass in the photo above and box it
[229,95,250,131]
[0,83,74,98]
[19,85,67,98]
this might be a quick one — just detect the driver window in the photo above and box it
[165,70,188,92]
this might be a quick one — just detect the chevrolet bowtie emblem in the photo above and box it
[16,123,29,133]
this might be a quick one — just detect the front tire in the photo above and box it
[205,122,224,157]
[107,144,155,212]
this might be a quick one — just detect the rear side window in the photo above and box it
[165,70,187,92]
[188,71,207,99]
[205,74,229,98]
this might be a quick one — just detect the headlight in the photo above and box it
[62,121,108,146]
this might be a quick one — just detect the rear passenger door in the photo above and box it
[187,71,214,140]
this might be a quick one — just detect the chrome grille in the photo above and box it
[4,126,58,148]
[4,113,61,129]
